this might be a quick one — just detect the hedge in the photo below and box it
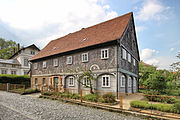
[130,100,180,114]
[0,74,30,87]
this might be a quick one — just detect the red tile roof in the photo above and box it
[31,12,132,61]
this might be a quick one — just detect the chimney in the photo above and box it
[13,48,15,54]
[17,43,20,51]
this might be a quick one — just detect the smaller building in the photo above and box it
[0,44,40,75]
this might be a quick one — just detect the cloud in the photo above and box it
[136,26,146,33]
[170,48,175,52]
[145,58,160,66]
[140,48,158,60]
[136,0,170,21]
[0,0,118,48]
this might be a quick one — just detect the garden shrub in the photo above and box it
[42,91,53,96]
[0,74,30,87]
[23,88,40,94]
[83,94,98,102]
[130,100,180,114]
[101,92,116,103]
[70,93,80,99]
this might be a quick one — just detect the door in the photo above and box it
[54,77,59,91]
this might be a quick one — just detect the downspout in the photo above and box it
[116,40,119,97]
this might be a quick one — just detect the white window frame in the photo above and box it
[102,75,110,87]
[82,53,88,62]
[121,75,125,87]
[83,76,90,87]
[69,76,74,87]
[11,70,16,75]
[1,69,7,74]
[34,63,38,69]
[128,53,131,63]
[122,48,127,60]
[133,58,136,66]
[128,77,132,87]
[101,49,109,59]
[67,56,72,64]
[133,77,136,87]
[53,59,58,67]
[43,61,46,68]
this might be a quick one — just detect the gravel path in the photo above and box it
[0,91,145,120]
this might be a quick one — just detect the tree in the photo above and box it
[170,52,180,87]
[0,38,17,59]
[139,61,157,87]
[146,71,167,93]
[69,68,96,94]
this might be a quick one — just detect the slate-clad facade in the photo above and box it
[30,12,140,94]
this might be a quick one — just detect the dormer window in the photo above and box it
[43,61,46,68]
[101,49,109,59]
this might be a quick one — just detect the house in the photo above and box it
[30,12,140,94]
[0,44,40,75]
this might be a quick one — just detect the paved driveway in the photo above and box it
[0,91,145,120]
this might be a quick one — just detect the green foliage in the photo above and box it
[23,88,40,94]
[130,100,179,114]
[82,94,98,102]
[59,92,80,99]
[0,74,30,87]
[0,38,17,59]
[139,61,156,87]
[146,71,167,93]
[101,92,116,103]
[145,91,176,104]
[42,91,53,96]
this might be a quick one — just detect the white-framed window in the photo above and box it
[128,53,131,63]
[35,78,38,85]
[11,70,16,75]
[34,63,38,69]
[43,61,46,68]
[83,76,90,87]
[133,58,136,66]
[121,75,125,87]
[67,56,72,64]
[31,51,35,55]
[101,49,109,59]
[122,48,127,60]
[1,69,7,74]
[69,76,74,86]
[24,58,28,66]
[82,53,88,62]
[128,77,132,87]
[133,77,136,87]
[43,78,46,85]
[53,59,58,66]
[102,75,110,87]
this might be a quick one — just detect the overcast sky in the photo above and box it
[0,0,179,70]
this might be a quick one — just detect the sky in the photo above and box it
[0,0,179,70]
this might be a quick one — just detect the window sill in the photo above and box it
[101,58,109,60]
[69,85,75,87]
[102,86,110,88]
[82,61,88,63]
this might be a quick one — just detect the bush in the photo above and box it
[70,93,80,99]
[0,74,30,87]
[130,100,180,114]
[23,88,40,94]
[145,91,176,104]
[172,102,180,114]
[101,93,116,103]
[42,91,53,96]
[83,94,98,102]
